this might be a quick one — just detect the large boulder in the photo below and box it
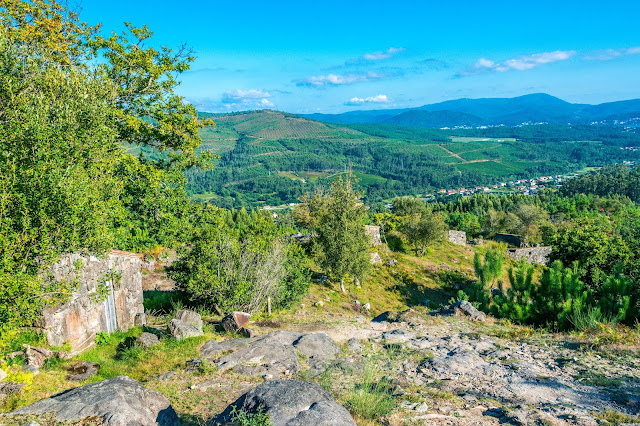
[9,376,179,425]
[136,332,160,348]
[174,309,203,330]
[168,319,203,340]
[214,380,355,426]
[196,331,340,378]
[450,300,486,322]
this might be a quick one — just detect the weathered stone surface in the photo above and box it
[506,247,552,265]
[214,380,355,426]
[221,311,251,333]
[347,338,364,353]
[168,319,203,340]
[450,300,486,322]
[136,332,160,348]
[10,376,179,425]
[40,252,143,354]
[370,252,382,265]
[0,368,6,382]
[21,345,70,369]
[174,309,203,330]
[0,381,25,399]
[197,331,340,379]
[67,361,100,382]
[364,225,382,246]
[448,230,466,246]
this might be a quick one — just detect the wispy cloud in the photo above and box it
[362,47,405,61]
[584,47,640,61]
[344,94,390,106]
[459,50,576,76]
[296,71,389,88]
[221,89,274,109]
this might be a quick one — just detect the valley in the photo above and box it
[186,108,640,208]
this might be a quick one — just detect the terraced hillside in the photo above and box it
[186,110,639,208]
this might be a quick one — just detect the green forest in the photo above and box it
[184,111,640,208]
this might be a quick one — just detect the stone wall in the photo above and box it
[448,230,466,246]
[495,233,522,247]
[505,247,553,265]
[364,225,382,246]
[40,251,144,354]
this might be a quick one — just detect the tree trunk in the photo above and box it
[340,277,346,293]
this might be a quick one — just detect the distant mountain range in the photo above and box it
[301,94,640,128]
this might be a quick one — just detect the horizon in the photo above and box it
[79,1,640,114]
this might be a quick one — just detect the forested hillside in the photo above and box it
[184,110,640,208]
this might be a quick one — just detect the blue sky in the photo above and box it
[79,0,640,113]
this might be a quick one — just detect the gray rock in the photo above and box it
[0,381,26,399]
[380,329,416,345]
[10,376,179,425]
[67,361,100,382]
[293,333,341,375]
[347,338,364,353]
[214,379,355,425]
[0,368,6,382]
[168,319,203,340]
[200,338,250,359]
[450,300,486,322]
[174,309,203,330]
[197,332,340,378]
[136,332,160,348]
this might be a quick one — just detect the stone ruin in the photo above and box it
[448,230,467,246]
[39,251,144,354]
[364,225,381,246]
[506,247,553,265]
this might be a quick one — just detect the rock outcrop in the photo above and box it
[214,379,355,426]
[196,331,340,378]
[9,376,179,425]
[40,251,144,354]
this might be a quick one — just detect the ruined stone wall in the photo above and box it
[40,251,143,354]
[364,225,382,246]
[506,247,553,265]
[448,230,467,246]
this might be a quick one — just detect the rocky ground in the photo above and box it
[2,308,639,425]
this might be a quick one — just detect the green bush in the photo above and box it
[169,208,310,314]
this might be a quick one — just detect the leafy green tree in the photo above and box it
[295,175,370,293]
[401,213,447,256]
[0,0,212,339]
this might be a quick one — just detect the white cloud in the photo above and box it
[584,47,640,61]
[297,71,388,87]
[345,94,390,106]
[466,50,576,75]
[220,89,274,110]
[363,47,406,61]
[222,89,272,103]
